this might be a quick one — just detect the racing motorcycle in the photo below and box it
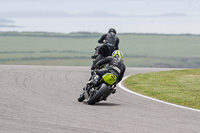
[78,70,117,105]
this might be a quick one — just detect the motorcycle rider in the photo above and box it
[78,50,125,102]
[91,28,120,59]
[90,50,126,96]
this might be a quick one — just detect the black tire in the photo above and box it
[78,92,85,102]
[87,84,108,105]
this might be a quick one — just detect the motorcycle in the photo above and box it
[78,70,117,105]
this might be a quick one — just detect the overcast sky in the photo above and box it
[0,0,200,15]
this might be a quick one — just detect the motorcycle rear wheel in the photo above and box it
[87,84,108,105]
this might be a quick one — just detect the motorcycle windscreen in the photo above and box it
[102,73,117,85]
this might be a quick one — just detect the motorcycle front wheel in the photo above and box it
[78,91,85,102]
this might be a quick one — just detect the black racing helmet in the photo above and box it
[108,28,116,34]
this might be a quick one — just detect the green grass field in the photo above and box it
[124,69,200,110]
[0,32,200,67]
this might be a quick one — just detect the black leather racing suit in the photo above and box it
[98,33,119,51]
[91,32,119,59]
[93,56,126,84]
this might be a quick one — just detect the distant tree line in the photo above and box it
[0,31,199,38]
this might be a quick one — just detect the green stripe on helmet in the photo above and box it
[112,51,117,57]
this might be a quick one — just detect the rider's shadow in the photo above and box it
[83,101,120,106]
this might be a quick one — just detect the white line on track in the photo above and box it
[118,76,200,113]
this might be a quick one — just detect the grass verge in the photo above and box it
[124,69,200,110]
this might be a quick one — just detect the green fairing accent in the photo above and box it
[102,73,117,85]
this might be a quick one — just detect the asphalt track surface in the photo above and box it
[0,65,200,133]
